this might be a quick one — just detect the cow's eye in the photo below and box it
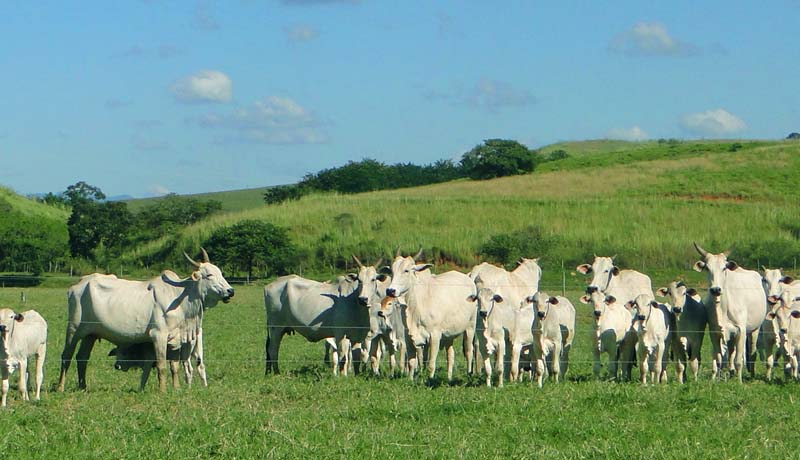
[205,273,214,278]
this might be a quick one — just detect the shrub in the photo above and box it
[479,226,557,270]
[460,139,541,180]
[202,220,298,278]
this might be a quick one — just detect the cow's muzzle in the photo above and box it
[479,311,488,319]
[710,287,722,297]
[386,288,397,298]
[586,286,599,295]
[672,307,683,315]
[537,311,546,319]
[377,310,385,318]
[593,310,602,318]
[768,295,780,305]
[636,314,646,321]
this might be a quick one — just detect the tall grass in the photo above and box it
[120,141,800,274]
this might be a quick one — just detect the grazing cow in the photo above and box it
[57,249,234,392]
[656,281,707,383]
[580,291,637,381]
[264,260,378,375]
[527,292,575,388]
[760,268,800,379]
[765,291,800,380]
[693,243,767,382]
[0,308,47,407]
[627,294,670,384]
[468,259,542,382]
[385,250,477,381]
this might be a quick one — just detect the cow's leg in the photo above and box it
[193,330,207,386]
[34,345,45,401]
[139,365,152,391]
[552,344,562,385]
[0,367,9,407]
[151,333,169,393]
[655,346,665,384]
[463,328,475,377]
[265,328,286,374]
[593,344,602,380]
[734,332,746,383]
[445,340,455,382]
[75,335,97,391]
[535,354,545,388]
[747,328,759,377]
[427,331,442,380]
[792,355,799,380]
[495,338,506,388]
[169,360,181,389]
[18,357,29,401]
[57,328,82,392]
[639,347,649,385]
[510,342,523,383]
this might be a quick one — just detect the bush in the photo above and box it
[263,185,309,205]
[479,226,557,269]
[545,149,569,162]
[202,220,298,278]
[460,139,541,180]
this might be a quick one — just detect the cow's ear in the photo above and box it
[611,266,620,276]
[656,287,669,297]
[576,264,592,275]
[414,264,433,272]
[493,294,504,303]
[605,295,616,305]
[548,297,558,305]
[467,294,478,302]
[726,260,739,271]
[525,296,535,304]
[108,348,118,357]
[347,273,358,281]
[792,311,800,319]
[376,274,388,282]
[379,265,392,275]
[14,313,23,322]
[766,312,776,320]
[579,295,590,304]
[693,261,706,272]
[191,270,201,281]
[624,301,635,311]
[686,288,697,297]
[650,301,659,308]
[782,276,795,284]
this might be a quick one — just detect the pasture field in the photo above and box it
[121,140,800,274]
[1,274,799,459]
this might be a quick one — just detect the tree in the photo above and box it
[64,181,106,206]
[460,139,541,180]
[202,220,297,278]
[68,200,133,259]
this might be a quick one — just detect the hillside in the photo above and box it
[125,186,273,213]
[0,186,69,221]
[120,139,800,274]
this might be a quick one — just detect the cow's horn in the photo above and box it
[352,255,364,268]
[374,257,383,268]
[693,242,708,257]
[414,246,424,261]
[723,245,734,257]
[184,252,201,268]
[200,247,210,263]
[395,246,402,257]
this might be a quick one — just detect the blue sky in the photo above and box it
[1,1,798,198]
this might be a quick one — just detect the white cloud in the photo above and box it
[171,70,233,103]
[193,96,327,144]
[148,184,171,196]
[610,22,698,57]
[680,109,746,136]
[285,24,319,43]
[425,78,536,112]
[606,126,649,141]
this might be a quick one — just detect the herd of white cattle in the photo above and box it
[1,244,799,407]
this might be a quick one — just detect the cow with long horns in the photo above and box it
[57,248,234,392]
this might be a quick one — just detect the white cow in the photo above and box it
[385,251,477,381]
[693,243,767,382]
[527,292,575,388]
[577,256,653,305]
[0,308,47,407]
[760,268,800,379]
[468,259,542,382]
[469,285,515,387]
[366,295,419,378]
[580,290,637,381]
[656,281,707,383]
[627,294,670,384]
[264,266,373,376]
[765,291,800,380]
[58,249,234,392]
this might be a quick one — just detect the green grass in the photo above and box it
[120,140,800,274]
[1,278,799,459]
[125,186,274,213]
[0,186,69,221]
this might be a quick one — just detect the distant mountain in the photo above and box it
[107,194,135,202]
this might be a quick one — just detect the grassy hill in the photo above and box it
[120,139,800,276]
[125,186,274,213]
[0,186,69,221]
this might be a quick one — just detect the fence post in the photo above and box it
[561,260,566,297]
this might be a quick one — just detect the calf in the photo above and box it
[765,291,800,380]
[527,292,575,388]
[580,291,637,381]
[627,295,670,384]
[760,268,800,380]
[109,331,203,391]
[0,308,47,407]
[656,281,707,383]
[469,285,515,387]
